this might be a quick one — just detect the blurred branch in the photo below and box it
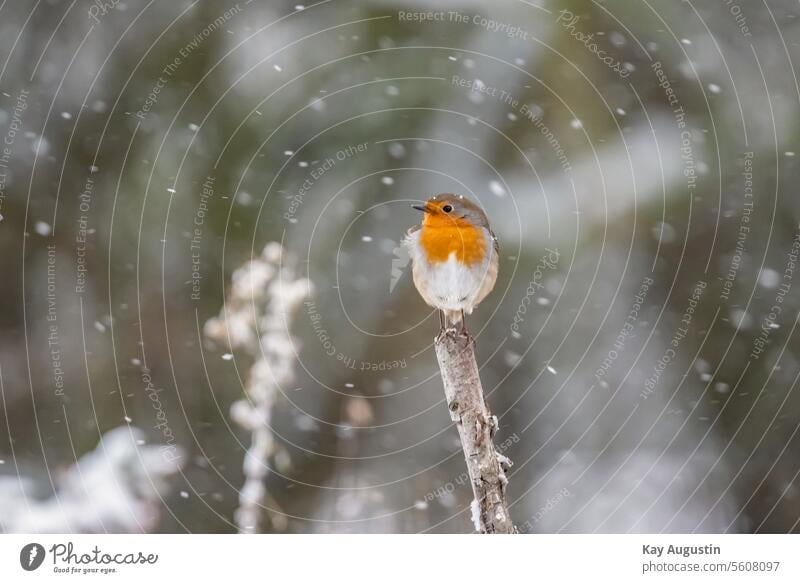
[205,243,311,533]
[0,427,183,533]
[434,332,514,534]
[493,115,683,248]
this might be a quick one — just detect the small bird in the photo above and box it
[404,193,499,334]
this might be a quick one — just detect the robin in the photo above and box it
[404,193,499,335]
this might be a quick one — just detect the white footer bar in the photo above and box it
[0,534,796,582]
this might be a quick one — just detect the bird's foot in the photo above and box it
[458,323,475,345]
[436,325,460,342]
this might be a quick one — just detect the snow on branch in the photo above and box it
[0,426,183,533]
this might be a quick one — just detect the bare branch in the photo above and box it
[434,332,515,534]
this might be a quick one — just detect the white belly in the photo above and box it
[405,229,497,313]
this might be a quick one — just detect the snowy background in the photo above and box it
[1,0,800,533]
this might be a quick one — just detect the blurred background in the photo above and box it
[1,0,800,533]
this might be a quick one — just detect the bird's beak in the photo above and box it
[412,204,430,213]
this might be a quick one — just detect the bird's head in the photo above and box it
[412,193,489,229]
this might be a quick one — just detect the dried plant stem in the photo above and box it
[205,243,311,533]
[434,331,515,534]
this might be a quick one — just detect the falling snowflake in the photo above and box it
[489,180,506,197]
[34,221,51,236]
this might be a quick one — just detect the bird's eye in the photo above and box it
[442,205,453,213]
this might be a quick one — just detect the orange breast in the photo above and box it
[419,220,486,265]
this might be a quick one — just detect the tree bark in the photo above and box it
[434,332,515,534]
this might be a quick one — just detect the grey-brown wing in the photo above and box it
[489,228,499,255]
